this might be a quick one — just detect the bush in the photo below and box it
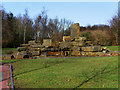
[89,30,112,46]
[80,30,113,46]
[81,31,91,40]
[6,50,14,54]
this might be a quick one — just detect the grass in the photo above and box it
[3,56,118,88]
[2,48,16,55]
[106,46,119,51]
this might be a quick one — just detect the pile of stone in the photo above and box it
[12,39,52,59]
[59,23,111,56]
[2,23,119,60]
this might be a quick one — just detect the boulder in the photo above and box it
[72,41,84,46]
[71,23,80,38]
[17,47,27,52]
[72,51,80,56]
[20,44,30,47]
[63,36,71,42]
[75,37,86,41]
[81,46,102,52]
[31,51,40,56]
[59,42,72,49]
[28,40,36,45]
[42,39,52,47]
[2,55,11,60]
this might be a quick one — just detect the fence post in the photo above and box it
[9,64,14,90]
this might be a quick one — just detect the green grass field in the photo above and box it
[2,56,118,88]
[2,48,16,55]
[106,46,120,51]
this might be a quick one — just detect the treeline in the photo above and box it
[2,9,35,48]
[2,8,119,48]
[2,8,73,48]
[79,25,116,46]
[80,13,119,46]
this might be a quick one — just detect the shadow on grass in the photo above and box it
[73,66,118,89]
[13,59,66,77]
[2,59,28,65]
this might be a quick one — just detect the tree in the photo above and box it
[34,7,48,44]
[2,10,17,47]
[109,14,118,45]
[22,9,34,44]
[47,17,61,46]
[2,10,12,47]
[2,8,34,48]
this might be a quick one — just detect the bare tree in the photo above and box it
[109,14,118,45]
[22,9,34,44]
[34,7,48,44]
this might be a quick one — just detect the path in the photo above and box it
[0,64,10,89]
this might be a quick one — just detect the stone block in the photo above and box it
[14,55,23,59]
[20,44,30,47]
[71,23,80,38]
[111,51,118,56]
[28,40,36,45]
[17,47,27,52]
[59,42,72,49]
[30,44,42,48]
[72,51,80,56]
[2,55,11,60]
[63,36,71,42]
[72,46,80,51]
[42,39,52,47]
[75,37,86,41]
[31,51,40,56]
[81,46,102,52]
[72,41,84,46]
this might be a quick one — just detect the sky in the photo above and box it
[1,2,118,26]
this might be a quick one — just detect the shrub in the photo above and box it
[89,30,112,46]
[80,30,91,40]
[6,50,14,54]
[81,31,91,40]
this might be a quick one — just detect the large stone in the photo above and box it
[42,39,52,47]
[85,41,92,46]
[31,51,40,56]
[20,44,30,47]
[2,55,11,60]
[40,48,45,51]
[80,52,102,56]
[81,46,102,52]
[71,46,80,51]
[72,41,84,46]
[63,36,71,42]
[13,51,27,56]
[47,51,60,56]
[30,44,42,48]
[29,47,41,51]
[28,40,36,45]
[14,55,23,59]
[71,23,80,38]
[72,51,80,56]
[59,42,72,49]
[111,51,118,56]
[75,37,86,41]
[46,47,59,51]
[17,47,27,52]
